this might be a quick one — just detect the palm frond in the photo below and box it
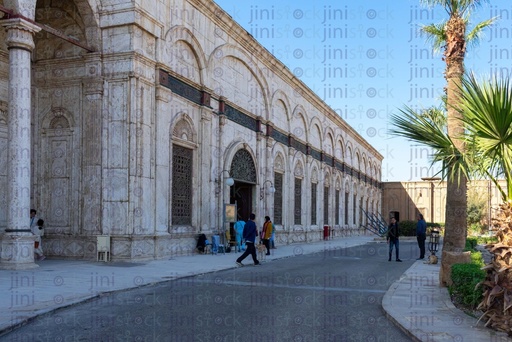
[420,0,489,16]
[466,17,497,48]
[459,73,512,201]
[421,23,446,52]
[389,106,470,183]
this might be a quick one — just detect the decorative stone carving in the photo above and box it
[173,119,194,142]
[294,162,304,177]
[274,154,284,172]
[2,19,40,51]
[311,169,318,183]
[230,149,256,184]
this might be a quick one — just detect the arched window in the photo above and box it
[171,118,195,225]
[230,149,257,184]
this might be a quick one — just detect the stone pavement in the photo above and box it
[0,235,510,341]
[383,257,510,341]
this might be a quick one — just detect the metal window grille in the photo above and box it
[274,173,283,225]
[172,144,193,225]
[294,178,302,225]
[311,183,317,225]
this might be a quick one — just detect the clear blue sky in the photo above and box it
[214,0,512,182]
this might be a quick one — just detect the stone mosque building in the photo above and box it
[0,0,382,268]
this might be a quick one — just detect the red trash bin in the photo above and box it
[323,225,330,240]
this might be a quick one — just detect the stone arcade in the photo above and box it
[0,0,382,267]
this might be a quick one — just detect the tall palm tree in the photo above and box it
[418,0,494,285]
[391,73,512,334]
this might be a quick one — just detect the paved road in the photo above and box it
[1,241,418,341]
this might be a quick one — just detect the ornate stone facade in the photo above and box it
[0,0,383,263]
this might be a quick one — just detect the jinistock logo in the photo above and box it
[407,83,443,102]
[486,24,512,43]
[489,64,512,78]
[322,84,394,100]
[407,63,443,82]
[333,105,391,121]
[406,145,441,181]
[488,45,512,63]
[9,272,35,309]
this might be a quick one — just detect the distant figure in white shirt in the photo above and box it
[30,210,46,261]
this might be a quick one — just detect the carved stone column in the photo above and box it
[0,18,41,269]
[81,70,104,236]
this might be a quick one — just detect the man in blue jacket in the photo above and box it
[416,214,427,260]
[236,213,260,266]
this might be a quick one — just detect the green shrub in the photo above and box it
[427,222,442,229]
[465,237,478,251]
[397,220,416,236]
[449,263,485,309]
[470,251,484,267]
[427,222,443,235]
[476,236,498,245]
[396,220,443,237]
[468,223,486,236]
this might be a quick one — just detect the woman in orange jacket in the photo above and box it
[260,216,273,255]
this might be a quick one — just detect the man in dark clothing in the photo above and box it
[387,217,402,262]
[416,214,427,260]
[236,213,260,266]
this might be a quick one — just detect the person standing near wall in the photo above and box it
[416,214,427,260]
[30,209,38,231]
[260,216,273,255]
[33,219,45,261]
[387,217,402,262]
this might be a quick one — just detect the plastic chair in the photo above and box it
[211,234,225,255]
[97,235,111,262]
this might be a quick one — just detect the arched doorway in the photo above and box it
[228,149,257,244]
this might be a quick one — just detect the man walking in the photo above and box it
[236,213,260,266]
[416,214,427,260]
[387,217,402,262]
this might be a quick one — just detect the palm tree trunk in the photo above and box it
[439,15,470,286]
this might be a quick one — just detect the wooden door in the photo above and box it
[229,182,253,244]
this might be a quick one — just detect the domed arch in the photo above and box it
[355,151,361,172]
[41,107,75,131]
[293,157,305,178]
[309,117,323,150]
[33,0,101,60]
[335,174,343,190]
[361,154,368,175]
[223,142,258,184]
[345,144,353,167]
[324,130,335,158]
[335,137,345,162]
[310,165,319,184]
[207,44,269,118]
[290,105,308,143]
[270,89,292,132]
[324,169,332,188]
[162,26,207,85]
[170,112,198,146]
[272,143,288,173]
